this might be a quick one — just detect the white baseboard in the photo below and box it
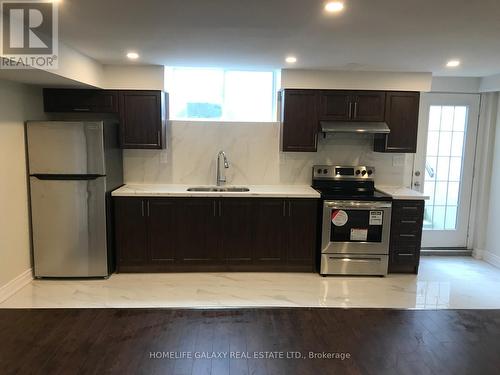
[0,268,33,303]
[483,251,500,269]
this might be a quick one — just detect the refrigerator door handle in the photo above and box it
[31,174,104,180]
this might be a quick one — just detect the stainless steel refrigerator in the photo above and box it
[26,121,123,278]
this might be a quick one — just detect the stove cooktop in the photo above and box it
[311,165,393,202]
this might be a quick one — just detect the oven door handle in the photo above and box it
[325,201,392,209]
[328,257,383,263]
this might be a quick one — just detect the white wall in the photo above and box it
[123,121,409,186]
[431,77,481,93]
[281,69,432,91]
[102,65,165,90]
[0,80,45,293]
[483,95,500,266]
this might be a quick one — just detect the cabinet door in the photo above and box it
[254,200,286,264]
[286,200,317,268]
[374,92,420,153]
[220,199,254,264]
[281,90,319,152]
[43,89,118,113]
[352,91,386,121]
[148,199,177,264]
[319,90,352,121]
[176,199,220,264]
[119,91,165,149]
[114,198,148,268]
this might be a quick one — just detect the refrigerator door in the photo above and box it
[30,176,108,277]
[26,121,105,175]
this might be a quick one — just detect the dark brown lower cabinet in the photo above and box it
[388,200,425,274]
[148,199,177,264]
[114,197,318,272]
[114,198,148,268]
[287,199,317,267]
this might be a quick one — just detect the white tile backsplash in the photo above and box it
[123,121,412,186]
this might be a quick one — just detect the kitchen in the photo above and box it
[1,1,500,374]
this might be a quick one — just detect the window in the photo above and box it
[165,67,276,122]
[423,105,468,230]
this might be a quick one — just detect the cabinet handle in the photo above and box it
[213,201,217,217]
[141,200,145,217]
[401,220,417,224]
[288,201,292,217]
[400,234,416,238]
[402,206,418,210]
[219,201,222,217]
[348,102,353,119]
[147,201,150,217]
[353,102,358,118]
[73,108,90,112]
[283,201,287,217]
[398,253,414,257]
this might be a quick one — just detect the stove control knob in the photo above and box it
[361,170,367,176]
[355,170,361,175]
[367,170,373,176]
[323,169,328,174]
[317,169,323,174]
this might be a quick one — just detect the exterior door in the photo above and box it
[413,93,480,248]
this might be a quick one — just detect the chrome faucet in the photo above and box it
[216,151,230,186]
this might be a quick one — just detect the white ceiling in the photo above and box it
[58,0,500,77]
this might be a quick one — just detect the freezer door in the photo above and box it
[30,176,108,277]
[26,121,105,175]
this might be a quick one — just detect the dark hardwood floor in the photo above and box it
[1,308,500,375]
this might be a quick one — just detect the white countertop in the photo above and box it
[112,184,321,198]
[376,185,429,200]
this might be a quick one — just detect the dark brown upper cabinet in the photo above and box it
[280,89,319,152]
[42,89,168,150]
[43,89,119,113]
[320,90,386,122]
[119,90,167,149]
[374,92,420,153]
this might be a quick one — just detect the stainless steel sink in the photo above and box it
[187,186,250,192]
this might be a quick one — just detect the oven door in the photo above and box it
[321,200,392,255]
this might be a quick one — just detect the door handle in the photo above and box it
[219,201,222,217]
[348,102,353,119]
[141,200,145,217]
[288,201,292,217]
[283,201,287,217]
[353,102,358,118]
[147,201,150,217]
[213,201,217,217]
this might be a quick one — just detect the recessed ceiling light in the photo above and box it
[285,56,297,64]
[126,52,139,60]
[446,60,460,68]
[325,1,344,13]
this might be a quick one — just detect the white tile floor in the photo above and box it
[2,257,500,309]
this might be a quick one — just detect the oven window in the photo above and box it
[330,209,383,242]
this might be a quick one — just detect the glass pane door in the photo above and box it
[413,94,480,248]
[423,105,467,231]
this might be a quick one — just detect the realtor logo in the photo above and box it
[1,0,58,69]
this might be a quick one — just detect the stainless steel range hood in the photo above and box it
[320,121,391,134]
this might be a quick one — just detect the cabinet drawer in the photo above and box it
[392,201,424,215]
[43,89,119,113]
[391,251,417,265]
[391,221,422,236]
